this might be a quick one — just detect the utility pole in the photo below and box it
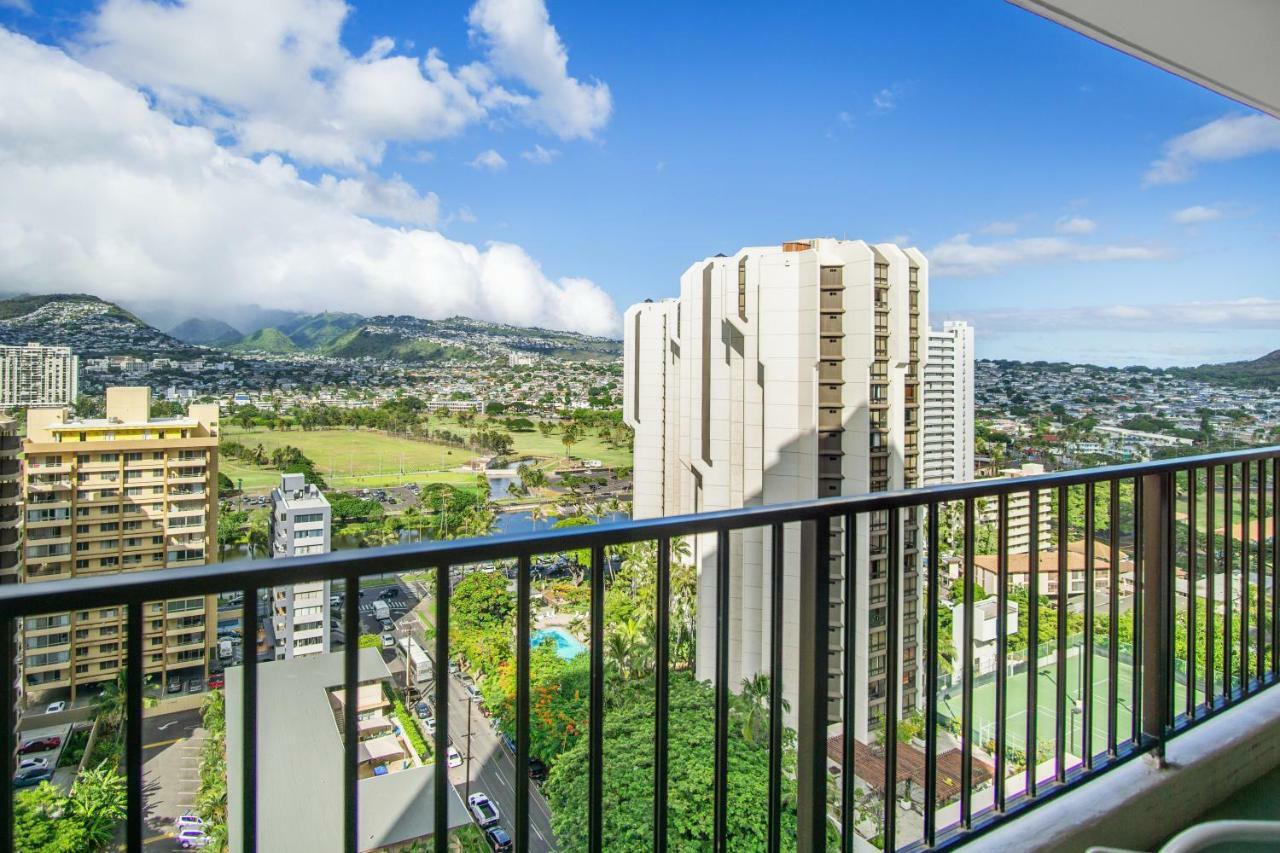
[465,693,474,800]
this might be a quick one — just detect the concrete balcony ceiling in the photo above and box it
[1009,0,1280,117]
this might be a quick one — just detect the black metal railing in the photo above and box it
[1,446,1278,852]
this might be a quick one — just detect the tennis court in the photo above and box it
[939,644,1194,757]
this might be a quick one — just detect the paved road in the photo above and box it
[140,707,205,851]
[442,668,558,851]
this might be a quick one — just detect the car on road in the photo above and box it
[414,701,430,720]
[12,766,54,788]
[45,701,65,714]
[446,745,462,768]
[500,733,515,756]
[465,683,483,703]
[424,717,436,736]
[467,793,500,828]
[484,826,513,851]
[378,617,395,633]
[379,587,402,599]
[18,736,60,754]
[177,827,210,848]
[381,633,396,650]
[207,673,225,690]
[18,757,49,771]
[528,758,548,783]
[175,814,205,831]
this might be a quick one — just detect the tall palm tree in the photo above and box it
[92,668,157,733]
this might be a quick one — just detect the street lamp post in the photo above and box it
[464,692,474,800]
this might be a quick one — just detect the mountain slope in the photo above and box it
[1174,350,1280,389]
[170,317,243,346]
[229,327,299,353]
[321,327,475,362]
[282,311,363,349]
[0,293,192,356]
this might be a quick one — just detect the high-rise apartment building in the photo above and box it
[922,321,975,486]
[978,463,1053,554]
[268,473,331,660]
[0,343,79,407]
[624,238,926,741]
[21,387,219,699]
[0,417,20,585]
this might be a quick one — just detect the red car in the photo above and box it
[207,673,225,690]
[18,736,61,755]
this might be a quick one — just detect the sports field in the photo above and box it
[939,645,1195,757]
[220,427,480,491]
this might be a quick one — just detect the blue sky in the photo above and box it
[1,0,1277,365]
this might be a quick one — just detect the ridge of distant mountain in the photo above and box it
[228,326,299,354]
[0,293,194,356]
[169,317,243,346]
[1172,349,1280,389]
[279,311,364,349]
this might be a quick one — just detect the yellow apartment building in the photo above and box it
[21,387,219,699]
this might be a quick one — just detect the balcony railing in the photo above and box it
[1,446,1278,852]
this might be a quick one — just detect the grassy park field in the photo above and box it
[219,421,631,492]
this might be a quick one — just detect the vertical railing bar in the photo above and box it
[1132,477,1144,745]
[1082,482,1095,770]
[1026,490,1040,797]
[343,573,360,853]
[797,515,830,853]
[841,514,857,853]
[516,552,532,853]
[768,524,785,853]
[1225,463,1234,699]
[1108,478,1120,750]
[1206,467,1216,705]
[126,597,144,852]
[1186,471,1197,720]
[656,538,672,853]
[884,507,901,851]
[994,493,1009,810]
[589,544,606,853]
[713,530,731,852]
[242,588,259,853]
[1272,458,1279,679]
[1055,485,1068,782]
[1241,461,1251,694]
[924,503,940,845]
[1256,461,1266,686]
[433,562,450,853]
[961,497,975,828]
[0,614,13,853]
[1166,472,1177,729]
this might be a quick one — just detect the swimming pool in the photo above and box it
[530,627,586,660]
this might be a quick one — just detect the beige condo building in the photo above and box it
[625,238,926,741]
[21,387,219,699]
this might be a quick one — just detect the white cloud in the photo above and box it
[0,29,619,335]
[1145,113,1280,186]
[872,88,897,111]
[980,221,1019,236]
[467,0,611,140]
[73,0,610,168]
[0,0,32,12]
[1172,205,1223,225]
[316,173,440,226]
[456,207,478,224]
[521,144,559,164]
[469,149,508,171]
[928,233,1165,277]
[1055,216,1096,235]
[949,297,1280,334]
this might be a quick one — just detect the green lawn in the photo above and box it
[221,427,482,492]
[443,420,632,468]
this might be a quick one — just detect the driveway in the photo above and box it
[140,707,206,851]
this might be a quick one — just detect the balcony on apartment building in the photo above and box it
[1,445,1278,852]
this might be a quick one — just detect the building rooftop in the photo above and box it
[226,648,470,853]
[273,472,330,510]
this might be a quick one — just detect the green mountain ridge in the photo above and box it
[320,327,477,362]
[170,317,243,346]
[229,326,299,353]
[1172,349,1280,389]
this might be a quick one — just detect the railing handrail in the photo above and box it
[1,444,1276,618]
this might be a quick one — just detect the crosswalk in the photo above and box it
[357,599,408,615]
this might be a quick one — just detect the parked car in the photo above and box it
[13,767,53,788]
[18,757,49,771]
[485,826,513,852]
[414,701,430,720]
[177,828,210,848]
[45,701,65,714]
[18,736,60,754]
[500,733,515,756]
[175,814,205,831]
[381,633,396,650]
[167,676,183,694]
[528,758,548,783]
[329,594,343,608]
[207,673,225,690]
[187,678,203,694]
[467,793,500,828]
[446,746,462,768]
[378,617,395,633]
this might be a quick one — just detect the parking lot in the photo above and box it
[14,722,71,791]
[140,707,206,851]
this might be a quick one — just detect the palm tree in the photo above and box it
[737,673,789,745]
[91,668,157,733]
